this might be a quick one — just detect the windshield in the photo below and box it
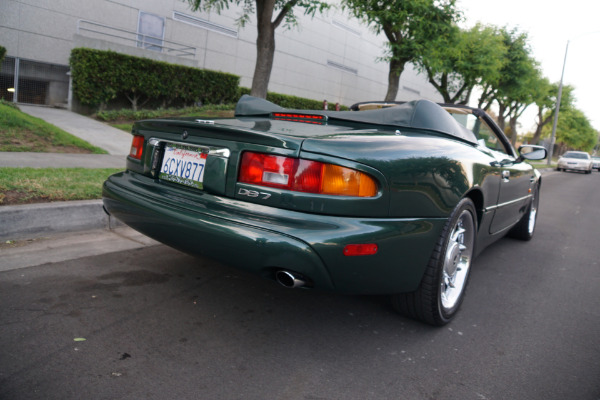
[563,152,590,160]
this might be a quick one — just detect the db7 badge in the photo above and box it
[238,188,272,200]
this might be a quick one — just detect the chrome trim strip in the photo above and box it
[149,139,230,158]
[484,194,532,212]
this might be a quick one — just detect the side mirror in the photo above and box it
[518,145,547,161]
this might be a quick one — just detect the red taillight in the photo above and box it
[129,135,144,160]
[238,152,377,197]
[343,244,378,256]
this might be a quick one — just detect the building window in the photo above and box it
[137,11,165,52]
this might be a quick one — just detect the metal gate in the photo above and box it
[0,57,70,107]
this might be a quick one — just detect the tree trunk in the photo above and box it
[509,115,518,146]
[125,93,140,112]
[384,58,406,102]
[250,0,276,99]
[477,84,495,110]
[497,103,507,132]
[531,109,553,144]
[457,86,473,105]
[427,70,451,103]
[509,103,528,146]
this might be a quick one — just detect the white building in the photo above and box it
[0,0,442,109]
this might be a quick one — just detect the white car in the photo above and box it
[557,151,593,174]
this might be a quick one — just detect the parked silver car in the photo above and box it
[592,156,600,171]
[557,151,593,174]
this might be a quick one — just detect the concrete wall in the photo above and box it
[0,0,443,106]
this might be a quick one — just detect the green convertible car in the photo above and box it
[103,95,547,325]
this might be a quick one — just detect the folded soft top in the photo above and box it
[234,95,477,144]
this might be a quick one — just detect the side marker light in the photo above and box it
[343,244,378,256]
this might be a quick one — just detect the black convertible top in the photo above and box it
[234,95,478,144]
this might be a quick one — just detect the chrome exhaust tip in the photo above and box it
[275,270,306,289]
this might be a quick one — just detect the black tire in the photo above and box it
[391,198,477,326]
[509,183,540,241]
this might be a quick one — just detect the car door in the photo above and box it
[487,152,533,234]
[473,116,533,234]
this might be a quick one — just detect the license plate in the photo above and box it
[159,144,207,189]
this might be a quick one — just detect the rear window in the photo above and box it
[563,152,590,159]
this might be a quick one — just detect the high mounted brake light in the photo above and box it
[238,152,378,197]
[271,112,327,124]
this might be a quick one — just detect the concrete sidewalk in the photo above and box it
[19,105,132,156]
[0,226,159,272]
[1,105,145,267]
[1,105,131,168]
[0,152,126,168]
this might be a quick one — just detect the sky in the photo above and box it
[457,0,600,132]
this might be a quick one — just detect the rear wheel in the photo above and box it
[509,184,540,241]
[391,198,476,326]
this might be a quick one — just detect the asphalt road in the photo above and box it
[1,170,599,400]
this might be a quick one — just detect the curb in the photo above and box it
[0,199,121,241]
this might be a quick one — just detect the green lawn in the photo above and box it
[0,102,107,154]
[0,103,239,205]
[0,168,122,205]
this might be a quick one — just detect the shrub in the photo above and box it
[239,87,348,110]
[0,46,6,63]
[70,48,240,111]
[266,93,324,110]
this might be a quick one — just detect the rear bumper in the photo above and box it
[558,163,591,171]
[102,171,447,294]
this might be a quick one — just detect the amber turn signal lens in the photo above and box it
[129,135,144,160]
[321,164,378,197]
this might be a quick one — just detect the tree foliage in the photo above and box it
[187,0,329,99]
[490,28,540,144]
[542,107,598,152]
[343,0,460,101]
[0,45,6,64]
[530,82,575,145]
[420,24,507,104]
